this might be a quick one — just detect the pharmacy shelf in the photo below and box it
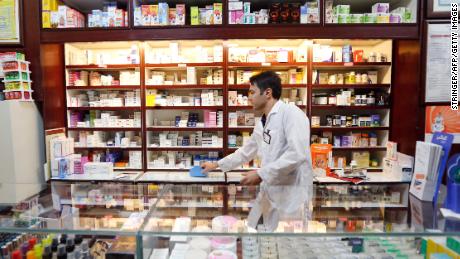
[311,105,390,110]
[228,84,306,90]
[66,85,141,90]
[146,84,224,90]
[228,106,253,111]
[312,62,391,69]
[147,147,223,152]
[67,127,142,131]
[65,64,140,70]
[311,84,391,89]
[311,126,389,131]
[67,107,141,111]
[229,105,306,111]
[74,147,143,151]
[332,146,387,151]
[145,106,224,110]
[227,62,307,68]
[159,204,223,208]
[147,127,224,131]
[145,62,224,68]
[228,126,254,132]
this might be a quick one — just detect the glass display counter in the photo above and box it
[0,183,458,259]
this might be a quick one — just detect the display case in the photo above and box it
[0,182,458,259]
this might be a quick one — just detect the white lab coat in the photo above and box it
[218,101,313,231]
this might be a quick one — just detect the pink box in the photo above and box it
[235,10,244,24]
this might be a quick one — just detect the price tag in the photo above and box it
[344,62,354,67]
[178,63,187,68]
[261,62,271,67]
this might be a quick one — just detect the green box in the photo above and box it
[350,14,364,23]
[191,6,199,25]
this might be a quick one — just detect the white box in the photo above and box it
[84,162,114,175]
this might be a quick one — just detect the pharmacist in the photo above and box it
[202,71,313,231]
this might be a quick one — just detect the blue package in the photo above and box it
[189,166,207,177]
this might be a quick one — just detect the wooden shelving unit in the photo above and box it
[61,37,396,173]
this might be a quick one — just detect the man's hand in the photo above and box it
[201,162,218,174]
[240,170,262,185]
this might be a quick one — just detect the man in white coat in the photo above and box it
[202,71,313,231]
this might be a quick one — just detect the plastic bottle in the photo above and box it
[66,238,75,253]
[80,241,90,259]
[56,245,66,259]
[11,250,21,259]
[51,238,59,253]
[41,246,52,259]
[26,250,35,259]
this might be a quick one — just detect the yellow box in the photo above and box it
[42,0,59,11]
[146,94,156,107]
[42,11,51,28]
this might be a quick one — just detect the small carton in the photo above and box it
[42,11,51,28]
[213,3,223,24]
[151,5,159,25]
[176,4,186,25]
[376,13,390,23]
[158,3,169,25]
[108,6,116,27]
[229,1,243,11]
[300,5,308,24]
[191,6,199,25]
[243,2,251,14]
[372,3,390,14]
[169,8,176,25]
[115,9,125,27]
[134,7,142,26]
[141,5,150,25]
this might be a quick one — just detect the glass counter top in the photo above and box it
[0,182,458,238]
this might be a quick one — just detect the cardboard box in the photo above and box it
[229,1,243,11]
[158,3,169,25]
[141,5,150,25]
[352,151,370,168]
[115,9,125,27]
[191,6,199,25]
[372,3,390,14]
[42,11,51,28]
[151,5,159,25]
[84,162,114,175]
[213,3,223,24]
[376,13,390,23]
[43,0,59,11]
[169,8,176,25]
[176,4,186,25]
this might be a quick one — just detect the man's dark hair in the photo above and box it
[249,71,282,100]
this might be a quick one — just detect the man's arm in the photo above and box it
[202,130,259,173]
[257,109,310,185]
